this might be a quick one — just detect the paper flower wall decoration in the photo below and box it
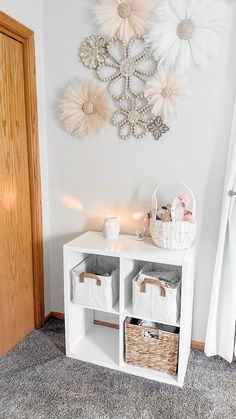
[60,80,109,138]
[144,69,187,118]
[112,97,153,139]
[146,0,226,72]
[97,36,156,100]
[93,0,155,44]
[80,35,108,69]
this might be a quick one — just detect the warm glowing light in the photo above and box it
[132,212,144,221]
[60,195,84,211]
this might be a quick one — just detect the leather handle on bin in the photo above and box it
[140,277,166,297]
[79,272,101,286]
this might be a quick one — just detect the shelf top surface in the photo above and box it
[64,231,194,265]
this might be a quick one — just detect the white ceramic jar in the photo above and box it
[103,216,120,240]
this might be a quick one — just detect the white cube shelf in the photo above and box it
[64,231,195,387]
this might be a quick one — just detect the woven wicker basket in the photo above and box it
[150,180,196,250]
[125,318,179,375]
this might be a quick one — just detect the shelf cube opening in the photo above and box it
[70,308,119,369]
[124,316,179,377]
[70,254,120,312]
[122,258,182,326]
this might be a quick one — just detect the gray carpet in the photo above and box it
[0,319,236,419]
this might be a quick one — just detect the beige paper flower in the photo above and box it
[144,69,187,118]
[60,80,109,138]
[93,0,155,43]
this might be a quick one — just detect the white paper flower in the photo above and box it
[144,69,187,118]
[93,0,155,44]
[146,0,226,72]
[60,80,109,138]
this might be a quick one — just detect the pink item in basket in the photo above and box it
[183,213,195,224]
[178,195,190,208]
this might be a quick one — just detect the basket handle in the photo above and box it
[79,272,101,286]
[152,180,196,216]
[140,277,166,297]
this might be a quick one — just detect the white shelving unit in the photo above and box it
[64,231,195,387]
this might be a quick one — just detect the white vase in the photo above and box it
[103,216,120,240]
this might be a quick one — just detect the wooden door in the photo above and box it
[0,32,35,356]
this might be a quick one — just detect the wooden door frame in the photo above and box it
[0,11,45,328]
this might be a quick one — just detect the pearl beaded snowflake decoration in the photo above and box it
[80,35,108,69]
[147,116,169,140]
[112,97,154,140]
[97,36,156,100]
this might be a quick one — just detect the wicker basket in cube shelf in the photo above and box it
[125,318,179,375]
[150,180,196,250]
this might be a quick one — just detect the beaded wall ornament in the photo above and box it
[73,6,172,140]
[80,35,108,70]
[77,35,169,140]
[147,116,169,141]
[112,96,153,140]
[96,36,156,100]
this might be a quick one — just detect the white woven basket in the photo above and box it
[150,181,196,250]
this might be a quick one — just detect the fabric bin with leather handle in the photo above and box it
[72,254,119,309]
[132,263,181,324]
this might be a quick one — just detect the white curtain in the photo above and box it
[205,98,236,362]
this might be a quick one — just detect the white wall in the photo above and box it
[5,0,236,342]
[0,0,51,314]
[41,0,236,342]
